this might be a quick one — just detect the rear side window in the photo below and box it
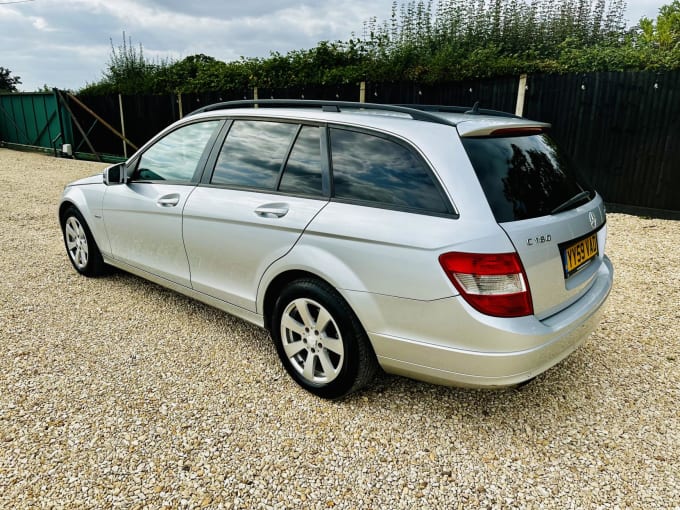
[461,134,592,222]
[330,128,448,213]
[211,120,298,189]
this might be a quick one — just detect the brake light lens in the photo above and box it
[438,252,533,317]
[489,127,544,136]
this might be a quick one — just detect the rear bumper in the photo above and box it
[357,256,613,387]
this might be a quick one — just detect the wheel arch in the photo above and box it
[261,269,329,332]
[266,272,380,398]
[59,199,79,224]
[59,185,110,257]
[258,243,372,331]
[59,185,94,226]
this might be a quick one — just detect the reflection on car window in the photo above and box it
[135,121,219,182]
[212,121,298,189]
[279,126,322,196]
[330,129,448,213]
[461,134,591,222]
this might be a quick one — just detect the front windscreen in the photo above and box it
[461,133,593,222]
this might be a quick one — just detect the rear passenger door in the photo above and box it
[183,120,329,312]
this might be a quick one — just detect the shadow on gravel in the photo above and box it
[90,267,608,432]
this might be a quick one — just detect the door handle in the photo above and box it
[255,203,289,218]
[157,194,180,207]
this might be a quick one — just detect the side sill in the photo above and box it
[103,256,265,328]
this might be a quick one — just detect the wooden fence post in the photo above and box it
[515,74,528,117]
[178,93,183,119]
[118,94,127,158]
[66,92,138,152]
[360,82,366,103]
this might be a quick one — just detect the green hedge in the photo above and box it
[79,0,680,96]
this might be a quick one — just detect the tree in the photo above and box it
[639,0,680,50]
[104,32,157,94]
[0,67,21,92]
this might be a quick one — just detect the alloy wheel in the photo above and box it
[64,216,89,270]
[280,298,345,385]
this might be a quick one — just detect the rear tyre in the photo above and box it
[60,206,107,277]
[272,279,377,399]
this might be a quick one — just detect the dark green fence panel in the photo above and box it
[0,92,73,152]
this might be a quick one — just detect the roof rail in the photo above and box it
[398,103,522,119]
[187,99,458,126]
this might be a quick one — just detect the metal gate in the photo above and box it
[0,91,73,155]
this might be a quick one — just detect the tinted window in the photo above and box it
[212,120,298,189]
[134,121,220,182]
[279,126,322,196]
[461,134,592,222]
[330,129,448,213]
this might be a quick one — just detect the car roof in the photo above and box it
[185,100,550,138]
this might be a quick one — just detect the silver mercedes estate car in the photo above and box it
[59,100,613,398]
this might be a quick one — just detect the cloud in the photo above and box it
[30,16,50,30]
[1,0,382,90]
[0,0,669,91]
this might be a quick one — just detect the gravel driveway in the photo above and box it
[0,148,678,509]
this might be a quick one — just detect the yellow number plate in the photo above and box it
[563,232,598,277]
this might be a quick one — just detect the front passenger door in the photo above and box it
[103,120,223,287]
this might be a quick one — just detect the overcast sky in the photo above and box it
[0,0,666,92]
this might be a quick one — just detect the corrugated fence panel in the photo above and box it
[122,94,177,149]
[182,90,246,115]
[0,92,68,150]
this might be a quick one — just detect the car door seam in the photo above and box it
[180,185,201,289]
[254,200,331,313]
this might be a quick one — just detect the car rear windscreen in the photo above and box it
[461,133,593,222]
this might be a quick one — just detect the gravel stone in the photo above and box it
[0,148,678,508]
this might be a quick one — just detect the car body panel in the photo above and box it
[277,201,514,300]
[102,182,195,287]
[500,195,607,318]
[365,256,612,386]
[68,174,106,187]
[61,177,109,255]
[183,186,328,311]
[101,253,265,328]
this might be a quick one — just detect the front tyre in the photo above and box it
[272,279,377,399]
[60,206,107,277]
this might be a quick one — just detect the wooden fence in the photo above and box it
[1,71,678,211]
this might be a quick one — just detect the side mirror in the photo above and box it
[103,163,127,186]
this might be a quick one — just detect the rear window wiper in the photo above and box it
[551,190,592,215]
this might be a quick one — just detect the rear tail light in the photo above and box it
[438,252,533,317]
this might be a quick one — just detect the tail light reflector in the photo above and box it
[438,252,533,317]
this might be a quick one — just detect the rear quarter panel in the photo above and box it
[257,202,515,307]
